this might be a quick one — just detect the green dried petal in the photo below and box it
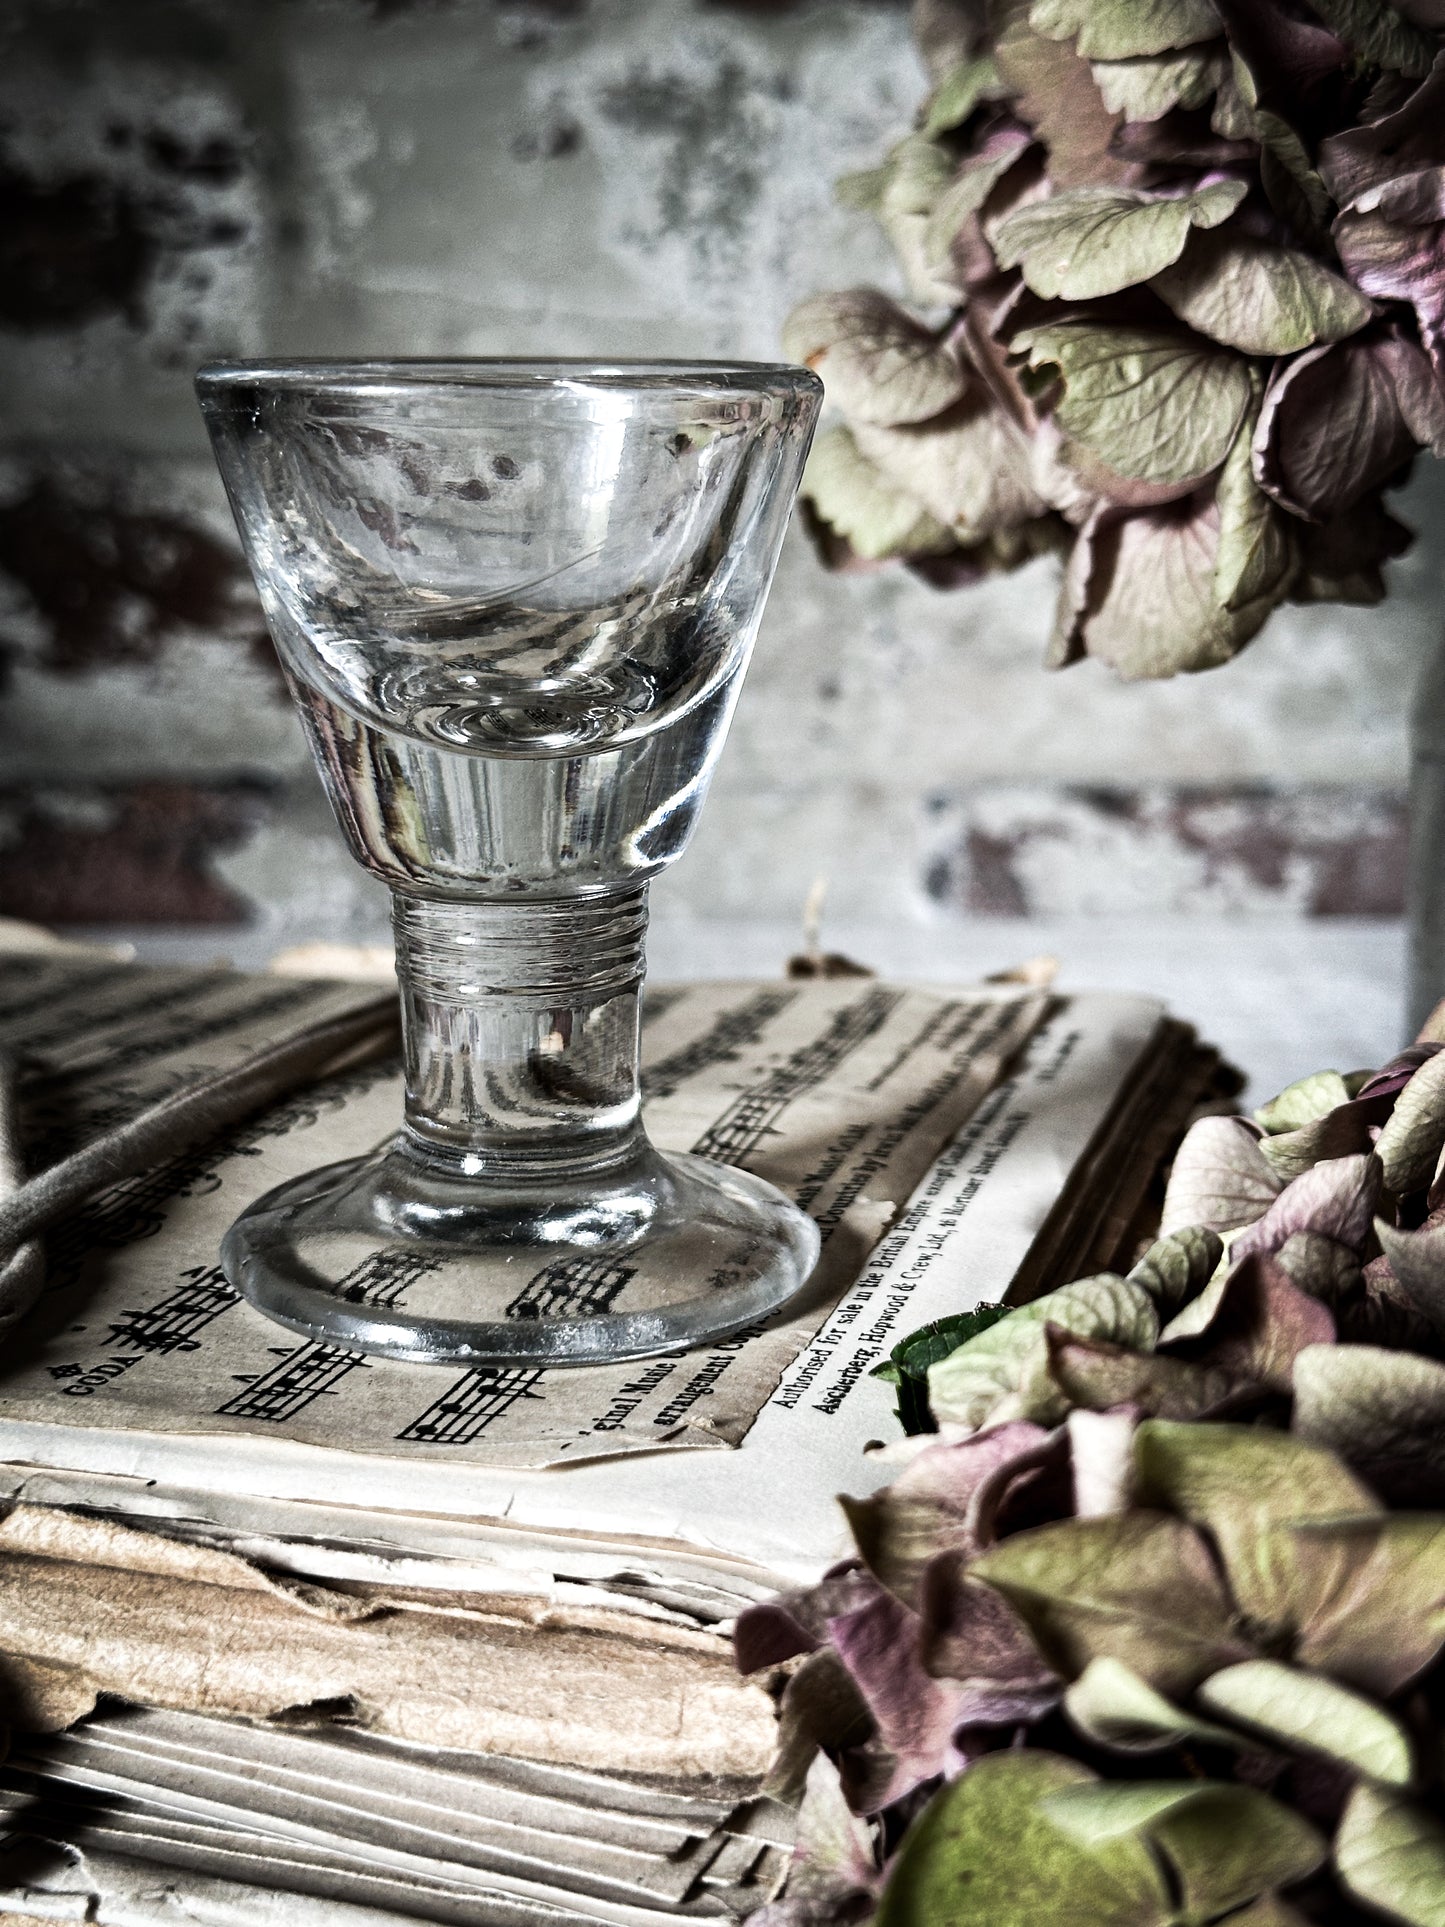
[971,1511,1247,1696]
[1306,0,1436,78]
[1128,1226,1225,1312]
[1376,1049,1445,1197]
[1029,0,1221,60]
[1134,1421,1381,1636]
[784,289,967,427]
[1013,320,1252,485]
[1336,1783,1445,1927]
[800,427,954,563]
[1090,46,1227,122]
[875,1751,1169,1927]
[1256,1071,1354,1137]
[922,53,1005,136]
[992,179,1246,302]
[1153,233,1370,357]
[1064,1654,1240,1754]
[1198,1659,1414,1784]
[1214,390,1296,619]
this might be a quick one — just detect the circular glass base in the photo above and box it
[220,1138,821,1366]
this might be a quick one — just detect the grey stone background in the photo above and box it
[0,0,1438,959]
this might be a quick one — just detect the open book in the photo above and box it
[0,956,1213,1612]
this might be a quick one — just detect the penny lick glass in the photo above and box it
[197,360,823,1366]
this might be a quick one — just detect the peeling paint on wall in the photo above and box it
[0,782,272,924]
[0,0,1437,936]
[921,787,1410,920]
[0,464,271,679]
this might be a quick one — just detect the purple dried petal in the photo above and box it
[1319,56,1445,211]
[1182,1253,1337,1394]
[1253,337,1418,522]
[918,1545,1059,1696]
[1232,1153,1382,1263]
[827,1587,976,1805]
[735,1565,878,1674]
[1355,1044,1443,1101]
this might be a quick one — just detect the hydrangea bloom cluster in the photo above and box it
[788,0,1445,678]
[736,1011,1445,1923]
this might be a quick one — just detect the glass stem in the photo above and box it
[391,884,650,1182]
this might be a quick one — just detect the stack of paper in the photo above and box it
[0,1705,793,1925]
[0,954,1224,1923]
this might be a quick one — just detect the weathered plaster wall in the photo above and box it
[0,0,1436,942]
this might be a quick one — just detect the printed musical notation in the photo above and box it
[690,987,904,1166]
[394,1253,636,1444]
[217,1342,369,1424]
[396,1366,545,1444]
[217,1248,442,1422]
[108,1265,239,1355]
[642,988,799,1100]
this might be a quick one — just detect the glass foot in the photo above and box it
[220,1140,821,1366]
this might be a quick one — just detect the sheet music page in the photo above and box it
[0,981,1167,1585]
[0,962,1050,1470]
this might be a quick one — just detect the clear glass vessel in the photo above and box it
[197,358,823,1365]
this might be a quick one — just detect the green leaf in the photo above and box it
[992,180,1246,302]
[1014,320,1253,484]
[1198,1659,1414,1784]
[1064,1654,1240,1754]
[1134,1421,1382,1635]
[1128,1226,1225,1313]
[874,1750,1170,1927]
[927,1273,1159,1431]
[1161,1117,1283,1237]
[1376,1049,1445,1197]
[1029,0,1222,59]
[871,1304,1012,1433]
[1153,233,1371,357]
[1090,46,1227,122]
[783,289,968,426]
[1214,390,1295,618]
[922,53,1005,136]
[1336,1783,1445,1927]
[800,427,954,563]
[1255,1071,1353,1136]
[971,1511,1248,1696]
[1305,0,1436,77]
